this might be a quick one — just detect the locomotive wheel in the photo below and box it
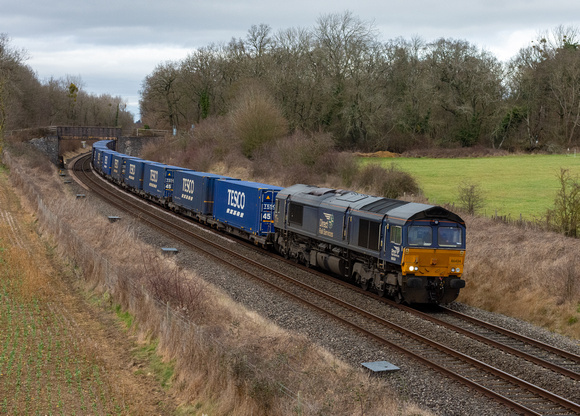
[358,275,369,291]
[302,253,311,268]
[395,290,404,304]
[353,273,365,290]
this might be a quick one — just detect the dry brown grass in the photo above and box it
[460,214,580,338]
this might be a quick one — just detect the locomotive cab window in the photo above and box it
[438,226,462,247]
[408,225,432,247]
[390,225,402,245]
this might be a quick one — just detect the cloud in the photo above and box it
[4,0,580,121]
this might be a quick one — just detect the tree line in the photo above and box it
[0,34,134,137]
[139,13,580,153]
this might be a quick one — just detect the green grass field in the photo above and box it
[360,153,580,219]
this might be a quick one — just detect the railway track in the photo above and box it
[72,154,580,415]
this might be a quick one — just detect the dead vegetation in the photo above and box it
[460,214,580,337]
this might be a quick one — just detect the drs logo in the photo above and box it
[150,170,158,183]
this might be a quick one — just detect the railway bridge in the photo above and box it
[25,126,162,166]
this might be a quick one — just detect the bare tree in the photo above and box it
[313,11,381,148]
[425,38,504,147]
[507,26,580,149]
[0,34,26,134]
[245,23,272,58]
[140,61,184,129]
[457,180,485,215]
[547,169,580,237]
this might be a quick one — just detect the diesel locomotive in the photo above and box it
[274,184,466,304]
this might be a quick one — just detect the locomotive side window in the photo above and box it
[288,203,304,226]
[358,219,380,251]
[408,225,432,246]
[438,226,462,247]
[390,225,402,245]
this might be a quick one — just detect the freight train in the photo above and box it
[92,140,466,304]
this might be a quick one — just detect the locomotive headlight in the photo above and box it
[409,266,416,272]
[451,268,455,273]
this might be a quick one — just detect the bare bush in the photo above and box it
[457,180,486,215]
[546,168,580,237]
[4,141,54,174]
[355,163,421,198]
[142,117,248,175]
[138,250,207,319]
[402,145,510,158]
[251,131,360,188]
[229,84,288,159]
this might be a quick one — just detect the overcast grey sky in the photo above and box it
[2,0,580,120]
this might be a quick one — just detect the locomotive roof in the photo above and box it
[278,184,464,225]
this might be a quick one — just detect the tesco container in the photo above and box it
[142,162,186,200]
[123,158,146,190]
[92,147,104,172]
[92,140,111,172]
[101,149,115,176]
[213,180,281,236]
[172,170,233,215]
[111,153,124,182]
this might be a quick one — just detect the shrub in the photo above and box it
[355,163,421,198]
[546,168,580,237]
[229,85,288,159]
[138,250,207,319]
[457,180,485,215]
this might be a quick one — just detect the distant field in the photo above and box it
[359,154,580,219]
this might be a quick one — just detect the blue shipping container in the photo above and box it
[111,153,124,181]
[92,147,103,172]
[101,149,115,176]
[143,162,185,200]
[172,170,232,215]
[213,180,281,236]
[123,158,146,190]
